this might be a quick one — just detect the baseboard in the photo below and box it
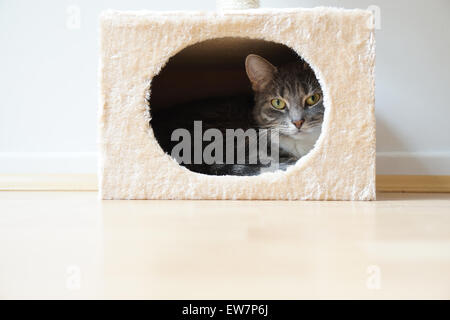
[0,174,97,191]
[376,175,450,193]
[1,151,450,175]
[377,152,450,175]
[0,152,97,174]
[0,174,449,193]
[1,151,449,193]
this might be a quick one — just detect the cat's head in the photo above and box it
[245,54,324,139]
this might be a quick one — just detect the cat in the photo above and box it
[246,54,324,160]
[150,54,324,176]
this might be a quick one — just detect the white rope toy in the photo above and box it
[216,0,260,10]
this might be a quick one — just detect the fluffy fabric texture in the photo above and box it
[98,8,376,200]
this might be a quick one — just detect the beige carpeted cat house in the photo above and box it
[98,2,376,200]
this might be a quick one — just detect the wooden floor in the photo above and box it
[0,191,449,299]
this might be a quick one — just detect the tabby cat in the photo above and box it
[150,54,324,176]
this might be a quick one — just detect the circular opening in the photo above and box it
[150,37,324,176]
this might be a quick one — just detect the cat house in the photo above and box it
[98,5,376,200]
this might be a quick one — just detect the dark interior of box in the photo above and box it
[149,37,301,110]
[149,37,306,176]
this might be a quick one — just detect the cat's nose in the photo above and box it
[292,119,305,129]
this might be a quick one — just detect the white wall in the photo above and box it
[1,0,449,174]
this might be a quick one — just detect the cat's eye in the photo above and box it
[271,98,287,110]
[305,93,322,107]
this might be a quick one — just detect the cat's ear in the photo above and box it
[245,54,277,91]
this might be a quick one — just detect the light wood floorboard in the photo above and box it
[0,192,449,299]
